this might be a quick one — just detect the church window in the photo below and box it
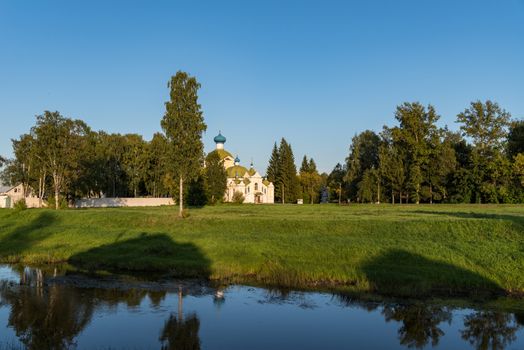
[255,183,258,191]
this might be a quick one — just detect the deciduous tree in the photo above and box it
[161,71,207,217]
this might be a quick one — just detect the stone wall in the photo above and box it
[75,198,174,208]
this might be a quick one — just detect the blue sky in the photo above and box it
[1,0,523,172]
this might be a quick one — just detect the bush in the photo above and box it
[231,191,245,204]
[47,196,69,209]
[13,199,27,211]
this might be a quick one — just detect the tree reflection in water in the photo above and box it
[461,311,519,350]
[382,303,452,349]
[160,288,201,350]
[0,269,94,350]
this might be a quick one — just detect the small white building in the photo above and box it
[0,184,44,208]
[208,132,274,204]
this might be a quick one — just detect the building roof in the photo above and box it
[227,165,248,178]
[209,149,233,160]
[0,185,13,194]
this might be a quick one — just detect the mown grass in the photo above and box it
[0,204,523,298]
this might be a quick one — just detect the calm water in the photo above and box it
[0,265,523,350]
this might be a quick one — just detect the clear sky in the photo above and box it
[1,0,523,173]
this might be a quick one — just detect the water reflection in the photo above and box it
[382,303,452,349]
[0,265,523,350]
[461,311,519,350]
[1,281,93,349]
[160,288,201,350]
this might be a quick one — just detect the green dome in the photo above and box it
[227,165,248,178]
[210,149,233,160]
[214,132,226,144]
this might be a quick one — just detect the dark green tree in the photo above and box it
[507,120,524,159]
[345,130,380,201]
[391,102,440,204]
[299,155,322,203]
[457,100,511,203]
[266,142,281,201]
[277,138,299,203]
[145,132,171,197]
[161,71,207,217]
[204,151,227,204]
[379,129,407,204]
[327,163,347,203]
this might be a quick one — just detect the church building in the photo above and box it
[209,132,274,204]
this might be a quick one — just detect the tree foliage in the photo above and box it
[204,151,227,204]
[266,138,299,203]
[161,71,207,216]
[298,155,322,203]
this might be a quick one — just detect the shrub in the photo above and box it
[13,199,27,211]
[231,191,245,204]
[47,196,69,209]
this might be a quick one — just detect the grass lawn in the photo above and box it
[0,204,523,298]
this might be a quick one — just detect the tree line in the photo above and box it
[1,71,523,208]
[265,100,524,205]
[0,72,227,214]
[334,101,524,204]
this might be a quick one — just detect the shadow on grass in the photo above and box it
[0,212,57,261]
[69,233,211,278]
[412,210,524,230]
[361,249,504,298]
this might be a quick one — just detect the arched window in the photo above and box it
[255,183,258,191]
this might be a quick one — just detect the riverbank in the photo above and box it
[0,204,523,298]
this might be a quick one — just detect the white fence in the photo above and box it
[75,197,174,208]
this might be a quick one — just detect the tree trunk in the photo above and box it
[400,191,402,204]
[179,176,184,217]
[429,184,433,204]
[391,190,394,204]
[54,187,59,210]
[53,172,60,210]
[281,182,285,204]
[377,180,381,204]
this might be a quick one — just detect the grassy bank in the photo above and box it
[0,204,523,298]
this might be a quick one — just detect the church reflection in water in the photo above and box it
[0,266,522,350]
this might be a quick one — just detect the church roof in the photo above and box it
[209,149,233,160]
[227,165,248,178]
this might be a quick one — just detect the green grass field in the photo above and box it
[0,204,523,298]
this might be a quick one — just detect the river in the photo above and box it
[0,265,523,349]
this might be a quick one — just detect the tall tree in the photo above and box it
[266,142,281,201]
[425,130,457,203]
[327,163,347,204]
[299,155,322,204]
[161,71,207,217]
[32,111,90,209]
[204,151,227,204]
[145,133,171,197]
[122,134,148,197]
[391,102,440,204]
[345,130,380,202]
[277,138,299,203]
[457,100,511,203]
